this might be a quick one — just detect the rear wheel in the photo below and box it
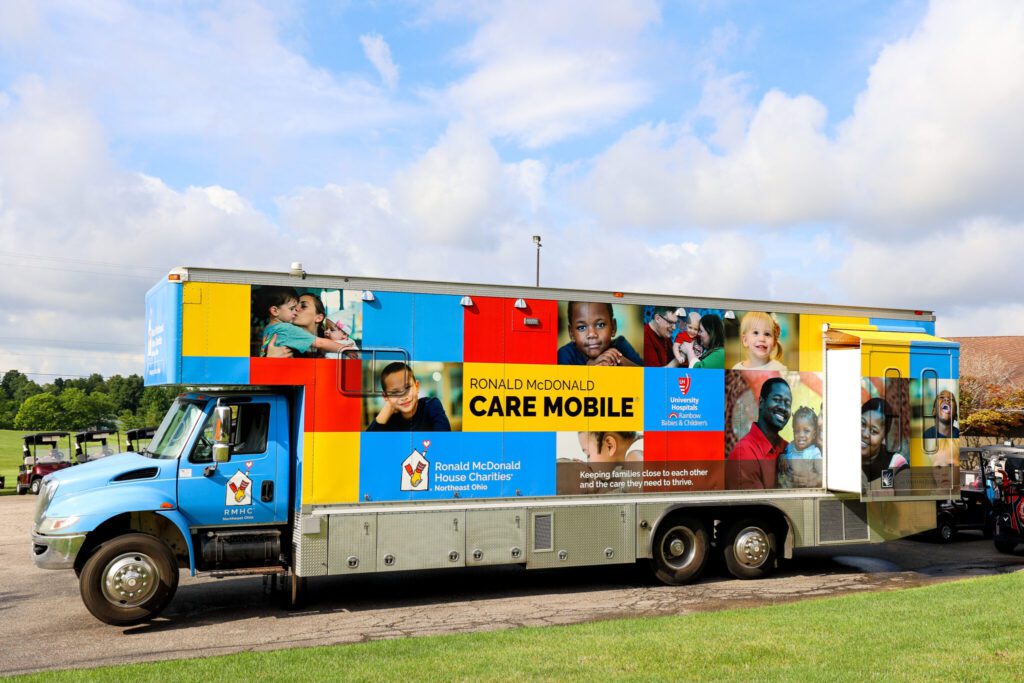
[651,516,709,585]
[79,533,179,625]
[16,483,27,495]
[722,519,777,580]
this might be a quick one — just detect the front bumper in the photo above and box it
[31,533,86,570]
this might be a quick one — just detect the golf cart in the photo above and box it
[992,446,1024,554]
[125,426,157,453]
[933,445,1003,542]
[17,432,73,495]
[74,429,122,464]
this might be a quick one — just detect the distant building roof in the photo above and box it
[948,336,1024,386]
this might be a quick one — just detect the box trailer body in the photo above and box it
[32,267,960,624]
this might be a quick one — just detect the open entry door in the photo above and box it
[825,325,960,502]
[825,345,862,493]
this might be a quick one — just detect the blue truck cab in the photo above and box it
[32,391,295,625]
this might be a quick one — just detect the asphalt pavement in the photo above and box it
[2,494,1022,676]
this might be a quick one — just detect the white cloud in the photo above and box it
[0,82,282,377]
[444,0,660,147]
[1,2,406,142]
[360,33,400,90]
[836,217,1024,310]
[577,0,1024,232]
[277,122,548,277]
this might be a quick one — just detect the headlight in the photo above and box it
[37,515,81,533]
[33,479,59,525]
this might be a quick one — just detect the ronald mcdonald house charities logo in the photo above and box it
[401,441,431,491]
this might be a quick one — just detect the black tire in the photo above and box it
[936,517,956,543]
[651,515,709,585]
[722,518,778,580]
[994,538,1017,554]
[79,533,179,626]
[16,483,27,495]
[29,478,41,495]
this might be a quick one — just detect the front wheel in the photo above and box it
[29,478,41,495]
[722,519,778,580]
[651,516,709,585]
[79,533,179,626]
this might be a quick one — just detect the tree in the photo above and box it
[14,393,63,430]
[0,398,19,429]
[56,388,117,430]
[106,375,145,414]
[135,386,179,427]
[959,353,1015,414]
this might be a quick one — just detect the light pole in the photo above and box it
[533,235,542,287]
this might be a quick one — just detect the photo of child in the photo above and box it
[555,430,645,495]
[673,311,703,366]
[776,406,822,488]
[557,301,642,366]
[366,362,453,432]
[727,311,796,371]
[256,287,357,358]
[577,431,644,462]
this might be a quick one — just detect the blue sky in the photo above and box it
[1,0,1022,379]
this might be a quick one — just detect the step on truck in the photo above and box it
[31,266,961,625]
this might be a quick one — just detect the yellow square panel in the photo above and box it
[462,363,642,432]
[863,346,910,378]
[799,314,868,372]
[306,431,360,504]
[182,282,251,357]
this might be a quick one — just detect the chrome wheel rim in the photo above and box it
[101,552,160,607]
[661,525,698,570]
[732,527,770,569]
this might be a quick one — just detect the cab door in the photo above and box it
[177,395,290,527]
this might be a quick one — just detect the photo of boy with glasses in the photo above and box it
[366,362,452,432]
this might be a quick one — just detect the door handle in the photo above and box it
[261,480,274,502]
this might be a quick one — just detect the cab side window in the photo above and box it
[189,404,270,463]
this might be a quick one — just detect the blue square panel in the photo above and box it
[362,291,414,353]
[414,294,464,362]
[181,356,249,384]
[643,367,724,432]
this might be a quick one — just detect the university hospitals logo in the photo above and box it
[226,461,254,505]
[401,441,431,492]
[677,375,691,396]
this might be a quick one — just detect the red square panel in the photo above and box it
[506,298,558,365]
[311,358,362,432]
[250,358,317,430]
[463,296,505,363]
[645,431,725,461]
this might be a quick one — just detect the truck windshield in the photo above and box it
[144,399,207,460]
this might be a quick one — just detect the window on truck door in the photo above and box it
[921,368,938,454]
[188,403,270,463]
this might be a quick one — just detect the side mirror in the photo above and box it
[214,405,233,445]
[204,404,234,476]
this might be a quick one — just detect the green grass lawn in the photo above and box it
[10,571,1024,681]
[0,428,33,495]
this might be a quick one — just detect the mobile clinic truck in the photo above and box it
[32,266,960,625]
